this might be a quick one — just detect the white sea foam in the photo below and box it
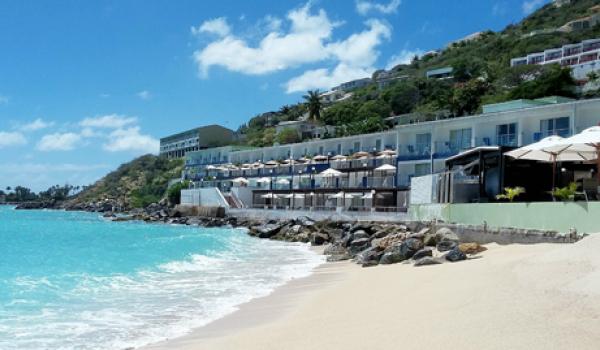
[0,232,324,350]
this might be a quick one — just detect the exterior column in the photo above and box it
[517,120,524,146]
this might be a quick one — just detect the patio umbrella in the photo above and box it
[312,155,328,162]
[505,136,588,190]
[318,168,343,177]
[232,177,249,184]
[353,151,369,158]
[256,177,271,183]
[552,126,600,184]
[375,164,397,172]
[264,160,278,167]
[276,178,290,185]
[331,154,347,161]
[378,149,397,156]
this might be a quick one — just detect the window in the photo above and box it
[337,144,342,155]
[375,139,382,151]
[449,128,472,151]
[496,123,517,146]
[415,163,431,177]
[354,141,361,152]
[415,133,431,154]
[540,117,570,138]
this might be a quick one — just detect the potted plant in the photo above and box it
[552,182,578,201]
[496,187,526,202]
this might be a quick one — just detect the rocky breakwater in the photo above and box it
[245,218,487,268]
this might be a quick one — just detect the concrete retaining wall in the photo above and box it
[228,208,412,223]
[411,202,600,234]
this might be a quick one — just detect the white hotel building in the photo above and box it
[183,97,600,210]
[510,38,600,80]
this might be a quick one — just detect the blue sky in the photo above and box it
[0,0,548,191]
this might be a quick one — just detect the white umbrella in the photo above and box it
[206,165,217,170]
[312,155,328,161]
[319,168,343,177]
[276,178,290,185]
[506,136,586,190]
[256,177,271,183]
[331,154,347,161]
[552,126,600,184]
[378,149,397,156]
[375,164,397,172]
[232,177,248,184]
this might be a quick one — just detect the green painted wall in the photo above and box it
[410,202,600,233]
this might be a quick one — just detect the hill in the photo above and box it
[68,154,184,209]
[237,0,600,144]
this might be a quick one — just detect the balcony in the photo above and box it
[434,140,472,158]
[397,143,431,161]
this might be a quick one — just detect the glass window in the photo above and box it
[449,128,472,151]
[541,117,570,137]
[354,141,361,152]
[416,133,431,154]
[415,163,431,176]
[375,139,382,151]
[496,123,517,146]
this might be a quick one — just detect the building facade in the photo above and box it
[159,125,236,159]
[510,38,600,80]
[183,97,600,210]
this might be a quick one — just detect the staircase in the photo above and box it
[223,192,244,209]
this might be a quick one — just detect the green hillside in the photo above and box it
[237,0,600,144]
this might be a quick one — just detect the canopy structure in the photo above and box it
[552,126,600,184]
[375,164,397,172]
[505,136,589,190]
[319,168,343,177]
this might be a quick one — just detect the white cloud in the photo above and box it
[137,90,152,100]
[19,118,55,132]
[80,114,138,129]
[193,4,336,76]
[103,127,159,154]
[492,2,508,16]
[386,49,424,70]
[0,131,27,148]
[0,95,8,104]
[355,0,401,15]
[285,19,391,93]
[522,0,544,14]
[36,132,81,151]
[191,17,231,37]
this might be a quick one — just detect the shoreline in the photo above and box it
[141,253,348,350]
[143,240,600,350]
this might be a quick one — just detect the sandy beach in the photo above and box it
[144,236,600,350]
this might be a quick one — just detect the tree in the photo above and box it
[587,71,599,83]
[509,64,576,100]
[382,82,420,115]
[450,79,489,116]
[276,128,300,144]
[303,90,322,121]
[167,180,191,205]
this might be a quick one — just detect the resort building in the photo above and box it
[275,120,336,140]
[331,78,372,92]
[160,125,236,159]
[181,97,600,212]
[426,67,454,79]
[510,38,600,80]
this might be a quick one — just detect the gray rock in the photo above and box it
[412,248,433,260]
[435,227,459,243]
[296,216,315,227]
[380,238,423,264]
[349,238,371,254]
[352,230,369,240]
[327,253,352,262]
[414,257,443,267]
[324,243,347,256]
[436,241,458,252]
[256,223,283,238]
[379,251,405,265]
[445,248,467,262]
[311,232,329,246]
[355,247,382,267]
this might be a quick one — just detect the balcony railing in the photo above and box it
[397,143,431,161]
[434,140,472,158]
[534,128,572,141]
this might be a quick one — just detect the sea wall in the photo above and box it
[411,202,600,234]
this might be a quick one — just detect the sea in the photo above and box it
[0,206,324,350]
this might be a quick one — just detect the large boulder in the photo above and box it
[352,230,370,240]
[324,243,347,256]
[296,216,315,227]
[380,238,423,264]
[445,248,467,262]
[412,248,433,260]
[436,241,458,252]
[255,223,284,239]
[414,257,443,267]
[459,242,487,255]
[355,247,382,267]
[349,238,371,254]
[311,232,329,246]
[435,227,459,244]
[374,233,407,251]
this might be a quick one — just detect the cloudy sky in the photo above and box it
[0,0,547,191]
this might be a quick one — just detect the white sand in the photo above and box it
[144,236,600,350]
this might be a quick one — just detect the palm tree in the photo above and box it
[303,90,322,121]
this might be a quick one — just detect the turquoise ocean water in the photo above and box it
[0,206,323,349]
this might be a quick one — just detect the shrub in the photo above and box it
[496,187,526,202]
[167,180,191,205]
[552,182,578,201]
